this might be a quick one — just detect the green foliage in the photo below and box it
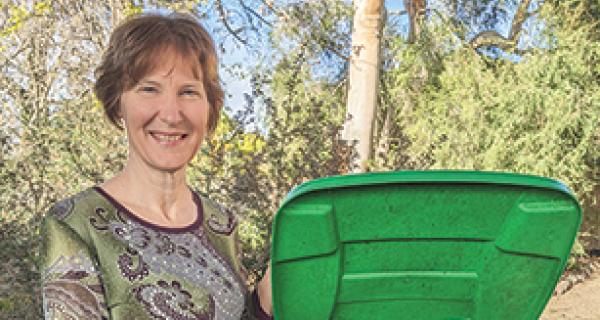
[566,235,588,270]
[1,0,599,318]
[396,2,599,203]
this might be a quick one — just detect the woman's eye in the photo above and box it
[181,89,200,96]
[139,86,158,93]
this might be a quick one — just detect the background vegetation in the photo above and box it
[1,0,598,318]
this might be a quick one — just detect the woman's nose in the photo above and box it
[159,93,183,125]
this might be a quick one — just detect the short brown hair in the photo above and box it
[94,12,223,134]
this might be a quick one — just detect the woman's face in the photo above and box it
[120,51,209,172]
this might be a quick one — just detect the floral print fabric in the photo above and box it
[40,187,260,320]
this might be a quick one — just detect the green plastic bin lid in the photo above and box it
[271,170,581,320]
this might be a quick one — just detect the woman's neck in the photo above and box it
[104,154,192,223]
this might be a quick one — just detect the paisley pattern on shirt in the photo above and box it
[47,192,87,221]
[207,202,237,236]
[42,252,108,320]
[133,280,214,320]
[40,187,268,320]
[110,216,246,319]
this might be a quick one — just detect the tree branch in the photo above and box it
[509,0,532,40]
[470,30,515,50]
[429,8,467,42]
[326,45,350,61]
[388,10,408,16]
[469,0,533,52]
[315,14,350,61]
[259,0,290,21]
[0,46,28,71]
[216,0,248,45]
[238,0,273,28]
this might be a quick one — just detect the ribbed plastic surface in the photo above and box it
[271,171,581,320]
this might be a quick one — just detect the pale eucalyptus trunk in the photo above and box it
[342,0,385,173]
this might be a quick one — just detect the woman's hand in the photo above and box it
[257,261,272,315]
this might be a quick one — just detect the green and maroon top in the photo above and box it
[40,186,270,320]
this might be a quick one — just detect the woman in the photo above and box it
[40,12,272,320]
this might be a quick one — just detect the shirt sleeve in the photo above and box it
[201,196,273,320]
[235,233,272,320]
[230,225,272,320]
[40,213,109,319]
[245,288,273,320]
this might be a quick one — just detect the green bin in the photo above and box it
[271,171,581,320]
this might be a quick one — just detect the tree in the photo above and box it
[342,0,385,172]
[1,0,598,318]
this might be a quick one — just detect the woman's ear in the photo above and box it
[117,104,124,120]
[117,107,126,130]
[117,92,126,119]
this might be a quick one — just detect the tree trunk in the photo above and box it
[342,0,385,173]
[405,0,426,44]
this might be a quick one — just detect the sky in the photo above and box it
[177,0,532,118]
[218,0,408,115]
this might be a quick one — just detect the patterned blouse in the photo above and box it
[40,186,270,320]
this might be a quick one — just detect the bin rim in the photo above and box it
[281,170,577,209]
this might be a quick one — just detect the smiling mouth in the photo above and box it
[149,132,189,145]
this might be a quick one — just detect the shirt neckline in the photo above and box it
[92,186,203,233]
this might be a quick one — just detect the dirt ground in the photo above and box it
[541,271,600,320]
